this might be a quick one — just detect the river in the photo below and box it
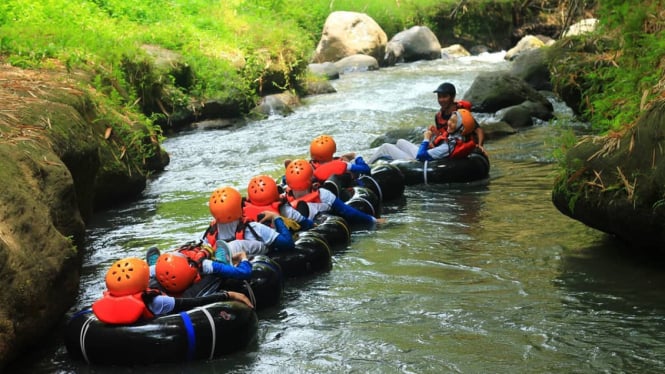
[11,52,665,373]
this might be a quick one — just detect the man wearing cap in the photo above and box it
[428,82,485,155]
[367,82,485,163]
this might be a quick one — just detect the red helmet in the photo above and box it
[209,186,243,223]
[105,257,149,296]
[247,175,279,206]
[310,135,336,162]
[285,159,313,190]
[155,253,199,294]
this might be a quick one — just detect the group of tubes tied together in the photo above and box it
[68,82,496,365]
[98,134,383,309]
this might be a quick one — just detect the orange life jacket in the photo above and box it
[457,100,472,110]
[205,222,244,245]
[310,159,349,182]
[432,100,473,134]
[92,290,156,325]
[285,188,322,208]
[205,219,264,247]
[243,200,282,222]
[204,223,218,248]
[431,103,477,159]
[449,139,476,159]
[429,124,449,147]
[429,132,476,159]
[175,242,213,266]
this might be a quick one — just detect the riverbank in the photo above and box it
[0,62,170,368]
[549,0,665,250]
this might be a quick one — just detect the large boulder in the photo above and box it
[384,26,441,66]
[478,120,519,139]
[303,80,337,96]
[496,105,534,128]
[370,127,424,147]
[552,99,665,249]
[442,44,471,58]
[308,62,340,80]
[505,35,545,61]
[251,92,300,117]
[464,71,554,114]
[333,54,380,74]
[510,47,552,91]
[511,23,561,46]
[312,11,387,65]
[562,18,598,38]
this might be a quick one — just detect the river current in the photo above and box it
[12,52,665,373]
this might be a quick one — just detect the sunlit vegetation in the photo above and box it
[0,0,455,101]
[551,0,665,133]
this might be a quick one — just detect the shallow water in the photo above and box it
[11,53,665,373]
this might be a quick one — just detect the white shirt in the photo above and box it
[292,188,335,220]
[204,220,276,256]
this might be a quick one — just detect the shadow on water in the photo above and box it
[558,237,665,312]
[551,238,665,372]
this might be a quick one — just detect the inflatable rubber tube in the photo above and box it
[65,301,258,365]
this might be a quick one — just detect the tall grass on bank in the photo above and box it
[0,0,312,100]
[0,0,449,101]
[572,0,665,133]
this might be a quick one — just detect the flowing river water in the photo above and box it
[13,53,665,373]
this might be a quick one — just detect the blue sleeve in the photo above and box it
[416,141,433,161]
[298,217,315,230]
[211,260,253,279]
[331,197,376,225]
[348,156,371,174]
[271,217,296,251]
[148,295,176,316]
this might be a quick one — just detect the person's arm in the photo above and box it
[297,217,314,230]
[145,290,254,316]
[142,291,174,316]
[416,141,433,161]
[416,130,434,161]
[200,258,252,279]
[270,216,296,250]
[172,291,254,310]
[257,211,296,251]
[474,125,485,148]
[279,204,314,230]
[346,156,371,174]
[330,197,376,226]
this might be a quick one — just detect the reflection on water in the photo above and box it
[10,54,665,373]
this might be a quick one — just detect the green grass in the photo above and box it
[0,0,467,175]
[576,0,664,133]
[0,0,454,99]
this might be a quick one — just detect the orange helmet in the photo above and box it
[247,175,279,206]
[285,159,313,190]
[154,253,199,294]
[209,186,243,223]
[453,109,476,136]
[105,257,149,296]
[310,135,336,162]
